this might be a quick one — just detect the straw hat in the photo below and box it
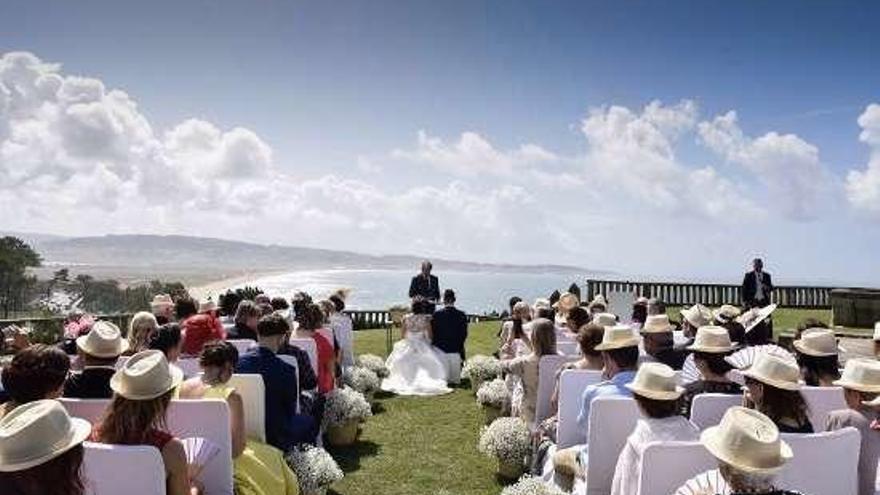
[873,322,880,342]
[680,304,712,328]
[0,400,91,472]
[76,320,128,358]
[592,312,617,328]
[687,326,739,353]
[738,304,778,334]
[150,294,174,310]
[199,299,216,313]
[533,298,552,311]
[588,294,608,311]
[594,324,639,351]
[641,314,673,334]
[553,293,580,313]
[741,352,801,391]
[833,358,880,394]
[701,406,793,473]
[792,328,839,357]
[110,350,183,400]
[713,304,741,323]
[625,362,684,400]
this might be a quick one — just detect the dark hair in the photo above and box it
[257,303,274,317]
[795,318,829,340]
[174,297,198,320]
[718,320,746,346]
[693,351,734,376]
[411,298,433,315]
[0,443,85,495]
[511,318,526,340]
[1,345,70,404]
[270,297,290,311]
[744,321,772,346]
[796,352,841,387]
[218,291,242,317]
[633,393,680,419]
[199,340,239,368]
[566,307,591,330]
[508,296,522,311]
[443,289,456,304]
[234,300,261,326]
[257,313,291,336]
[746,377,811,428]
[605,346,639,369]
[577,324,604,357]
[291,292,312,316]
[631,303,648,325]
[148,323,181,356]
[536,307,555,320]
[330,295,345,312]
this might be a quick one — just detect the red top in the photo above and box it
[181,314,226,356]
[313,333,335,394]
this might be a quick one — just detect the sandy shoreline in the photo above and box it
[187,270,288,300]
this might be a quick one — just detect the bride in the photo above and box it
[381,299,453,396]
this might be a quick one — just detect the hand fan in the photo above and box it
[183,436,221,482]
[725,343,795,370]
[675,469,730,495]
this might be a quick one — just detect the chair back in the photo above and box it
[800,386,847,431]
[584,396,639,495]
[689,393,743,430]
[227,339,257,355]
[637,441,716,495]
[778,428,860,495]
[277,354,302,414]
[228,374,266,441]
[288,337,318,374]
[556,369,603,448]
[557,341,580,356]
[83,442,166,495]
[533,354,579,427]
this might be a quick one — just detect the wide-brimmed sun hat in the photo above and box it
[738,303,778,334]
[713,304,742,323]
[76,320,128,358]
[150,294,174,310]
[687,326,739,353]
[0,399,91,472]
[641,314,673,334]
[833,358,880,394]
[626,362,684,400]
[701,406,793,473]
[792,328,839,357]
[553,293,580,313]
[741,352,801,391]
[110,350,183,400]
[591,312,617,328]
[594,324,639,351]
[680,304,712,328]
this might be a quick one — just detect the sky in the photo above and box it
[1,0,879,285]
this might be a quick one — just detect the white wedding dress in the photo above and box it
[381,314,453,396]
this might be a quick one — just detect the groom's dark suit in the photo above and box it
[432,304,468,361]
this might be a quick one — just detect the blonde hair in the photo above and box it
[128,312,158,353]
[530,318,557,357]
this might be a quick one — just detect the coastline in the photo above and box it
[186,270,288,300]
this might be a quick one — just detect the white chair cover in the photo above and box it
[689,393,743,430]
[779,428,860,495]
[637,441,716,495]
[533,355,579,428]
[277,354,302,414]
[83,442,166,495]
[800,386,847,431]
[557,341,580,356]
[228,373,266,442]
[556,369,603,448]
[227,339,257,355]
[288,337,318,375]
[583,396,640,495]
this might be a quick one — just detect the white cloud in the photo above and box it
[845,103,880,214]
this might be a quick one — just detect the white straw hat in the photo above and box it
[199,299,216,313]
[680,304,712,328]
[792,328,839,357]
[834,358,880,394]
[0,399,91,472]
[533,298,552,311]
[713,304,742,323]
[588,294,608,310]
[76,320,128,358]
[626,362,684,400]
[700,406,793,473]
[594,324,639,351]
[738,304,778,334]
[110,350,183,400]
[591,313,617,328]
[741,352,802,391]
[641,314,673,334]
[687,326,739,353]
[150,294,174,310]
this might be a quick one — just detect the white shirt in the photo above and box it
[611,416,700,495]
[754,270,765,301]
[329,313,355,368]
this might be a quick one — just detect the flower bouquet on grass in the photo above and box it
[322,387,373,446]
[478,417,531,480]
[356,353,389,378]
[476,378,510,424]
[463,354,502,393]
[286,445,343,495]
[342,366,381,403]
[501,475,568,495]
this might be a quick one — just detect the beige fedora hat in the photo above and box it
[742,352,801,391]
[533,298,552,311]
[641,314,673,334]
[199,298,216,313]
[834,358,880,394]
[792,328,839,357]
[626,362,684,400]
[687,326,739,353]
[713,304,741,323]
[594,324,639,351]
[0,399,91,472]
[592,312,617,328]
[150,294,174,310]
[110,350,183,400]
[680,304,712,328]
[701,406,793,473]
[76,320,128,358]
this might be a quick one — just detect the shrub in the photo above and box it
[356,353,389,378]
[286,445,343,493]
[342,366,381,394]
[477,417,531,468]
[501,475,568,495]
[476,378,510,410]
[322,387,373,428]
[463,355,502,384]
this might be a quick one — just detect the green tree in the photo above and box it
[0,237,42,317]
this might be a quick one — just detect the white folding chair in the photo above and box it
[289,337,318,375]
[556,369,603,448]
[581,396,640,495]
[227,339,257,355]
[175,358,202,378]
[557,341,580,356]
[689,393,743,430]
[228,374,266,442]
[637,441,716,495]
[800,386,847,431]
[83,442,166,495]
[779,428,860,495]
[533,355,579,428]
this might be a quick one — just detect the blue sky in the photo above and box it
[1,1,879,284]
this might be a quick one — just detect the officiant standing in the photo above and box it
[409,260,440,308]
[742,257,773,308]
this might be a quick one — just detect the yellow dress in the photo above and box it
[203,384,300,495]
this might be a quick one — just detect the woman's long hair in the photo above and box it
[530,319,557,357]
[749,378,811,428]
[796,352,841,387]
[95,390,174,445]
[0,444,85,495]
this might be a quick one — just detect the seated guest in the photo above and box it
[586,294,608,315]
[237,313,318,450]
[328,290,355,369]
[0,399,92,495]
[432,289,469,384]
[675,407,803,495]
[828,359,880,495]
[679,304,712,341]
[640,315,688,369]
[713,304,746,345]
[149,323,184,364]
[0,344,70,417]
[151,294,175,325]
[293,303,336,394]
[64,321,128,399]
[177,297,225,356]
[91,350,200,495]
[500,318,557,425]
[179,341,299,494]
[126,311,158,355]
[564,306,591,337]
[680,326,741,416]
[742,353,813,433]
[792,328,841,387]
[630,298,648,330]
[611,362,699,495]
[229,300,261,341]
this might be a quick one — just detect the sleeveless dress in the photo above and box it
[381,314,452,396]
[203,384,300,495]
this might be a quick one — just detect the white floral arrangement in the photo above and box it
[356,353,389,378]
[322,386,373,428]
[342,366,381,394]
[501,475,568,495]
[463,354,503,383]
[286,445,343,494]
[478,417,531,468]
[476,378,510,410]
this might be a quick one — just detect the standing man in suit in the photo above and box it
[409,260,440,307]
[432,289,469,384]
[742,258,773,308]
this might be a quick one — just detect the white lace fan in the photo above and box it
[679,354,700,385]
[725,343,795,370]
[183,436,221,482]
[674,469,730,495]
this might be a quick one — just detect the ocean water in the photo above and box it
[230,269,590,314]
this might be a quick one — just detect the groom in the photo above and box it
[432,289,469,385]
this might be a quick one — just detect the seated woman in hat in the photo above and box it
[0,400,92,495]
[713,305,746,345]
[0,344,70,418]
[91,350,200,495]
[792,328,841,387]
[741,353,813,433]
[500,318,557,425]
[680,326,741,417]
[674,407,804,495]
[64,321,128,399]
[179,340,299,495]
[610,362,699,495]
